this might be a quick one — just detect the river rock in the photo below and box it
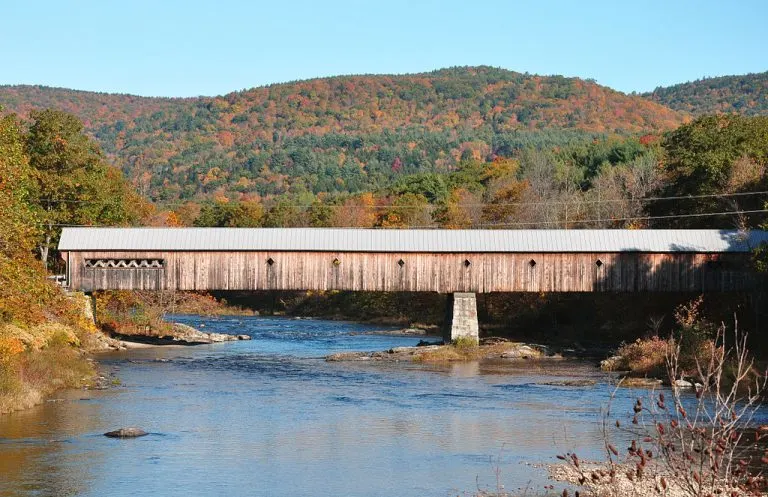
[501,345,540,359]
[600,355,625,371]
[236,334,251,340]
[326,352,373,362]
[395,328,427,336]
[540,379,597,387]
[104,427,148,438]
[674,379,694,388]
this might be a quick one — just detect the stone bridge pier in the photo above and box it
[442,292,479,344]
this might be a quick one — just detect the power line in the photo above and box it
[41,208,768,229]
[428,209,768,229]
[30,189,768,210]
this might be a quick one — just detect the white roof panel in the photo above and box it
[57,228,768,253]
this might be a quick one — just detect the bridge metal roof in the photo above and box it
[58,228,768,253]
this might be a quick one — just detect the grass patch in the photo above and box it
[0,340,93,414]
[414,342,540,363]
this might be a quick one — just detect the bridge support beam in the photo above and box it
[442,292,479,344]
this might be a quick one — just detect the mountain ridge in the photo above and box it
[0,66,694,200]
[643,71,768,116]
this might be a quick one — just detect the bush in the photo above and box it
[606,297,722,379]
[611,336,671,377]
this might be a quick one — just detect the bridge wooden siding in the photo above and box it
[58,228,768,294]
[62,250,753,293]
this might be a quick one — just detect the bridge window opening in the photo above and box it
[84,259,164,269]
[266,257,275,266]
[463,259,471,268]
[397,259,405,267]
[528,259,536,268]
[332,258,341,266]
[595,259,603,267]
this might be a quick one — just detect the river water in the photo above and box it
[1,315,765,497]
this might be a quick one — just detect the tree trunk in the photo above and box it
[40,233,51,267]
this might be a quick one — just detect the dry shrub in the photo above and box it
[613,336,672,377]
[95,290,172,336]
[556,322,768,497]
[607,297,722,379]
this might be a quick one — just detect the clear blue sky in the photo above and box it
[2,0,766,97]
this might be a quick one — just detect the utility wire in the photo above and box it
[30,189,768,210]
[41,208,768,229]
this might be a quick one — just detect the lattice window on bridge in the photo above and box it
[84,259,164,269]
[528,259,537,268]
[595,259,604,268]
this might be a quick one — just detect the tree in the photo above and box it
[0,111,53,323]
[262,199,305,227]
[0,113,37,258]
[25,109,145,265]
[433,188,481,228]
[307,200,334,227]
[378,193,432,228]
[654,115,768,227]
[194,200,264,227]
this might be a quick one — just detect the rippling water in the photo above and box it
[1,315,765,497]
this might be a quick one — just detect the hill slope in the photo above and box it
[643,71,768,116]
[0,67,684,200]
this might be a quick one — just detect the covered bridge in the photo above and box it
[58,227,768,342]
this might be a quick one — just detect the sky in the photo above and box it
[2,0,766,97]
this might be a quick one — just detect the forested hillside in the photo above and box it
[644,71,768,116]
[0,67,684,200]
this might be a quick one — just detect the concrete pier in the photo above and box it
[442,292,479,344]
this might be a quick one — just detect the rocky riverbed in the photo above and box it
[94,322,251,349]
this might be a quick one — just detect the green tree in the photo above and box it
[661,115,768,197]
[25,109,144,265]
[194,200,264,227]
[307,200,334,227]
[262,199,306,227]
[653,114,768,227]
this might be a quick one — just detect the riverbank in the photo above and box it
[0,291,102,415]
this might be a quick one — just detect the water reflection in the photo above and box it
[1,315,766,497]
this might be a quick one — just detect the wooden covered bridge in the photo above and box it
[58,228,768,342]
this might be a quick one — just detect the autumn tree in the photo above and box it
[0,112,50,323]
[378,193,432,228]
[330,193,377,227]
[433,188,482,228]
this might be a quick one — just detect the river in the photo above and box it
[1,315,765,497]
